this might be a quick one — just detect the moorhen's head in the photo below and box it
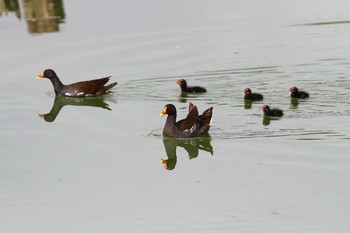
[289,86,299,93]
[36,69,57,80]
[160,104,177,116]
[244,88,252,94]
[262,105,270,112]
[176,79,187,87]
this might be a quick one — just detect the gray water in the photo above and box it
[1,0,350,232]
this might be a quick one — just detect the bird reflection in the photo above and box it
[177,92,189,103]
[37,95,113,122]
[262,115,284,126]
[177,92,204,103]
[160,136,213,170]
[262,115,271,126]
[289,98,299,109]
[244,100,253,109]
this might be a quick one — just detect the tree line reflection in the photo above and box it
[0,0,65,34]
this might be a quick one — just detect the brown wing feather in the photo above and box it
[67,77,111,95]
[188,102,196,113]
[176,103,199,130]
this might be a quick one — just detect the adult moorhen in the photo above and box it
[244,88,263,100]
[262,105,283,117]
[289,86,309,98]
[176,79,207,93]
[36,69,117,97]
[160,102,213,138]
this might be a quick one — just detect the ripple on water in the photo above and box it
[123,62,350,140]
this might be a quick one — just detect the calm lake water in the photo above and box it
[1,0,350,232]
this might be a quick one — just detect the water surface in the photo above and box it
[1,0,350,232]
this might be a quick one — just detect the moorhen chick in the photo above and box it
[36,69,117,97]
[176,79,207,93]
[289,86,309,98]
[244,88,263,101]
[160,102,213,138]
[262,105,283,117]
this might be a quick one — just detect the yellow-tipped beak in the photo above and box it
[160,107,167,117]
[36,74,44,79]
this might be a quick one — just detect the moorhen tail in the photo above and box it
[197,105,213,135]
[262,105,283,117]
[176,79,207,93]
[176,102,213,135]
[289,86,309,98]
[244,88,263,101]
[36,69,117,97]
[160,102,213,138]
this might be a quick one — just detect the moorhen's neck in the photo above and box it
[48,76,64,95]
[163,112,177,135]
[180,83,187,91]
[165,113,177,127]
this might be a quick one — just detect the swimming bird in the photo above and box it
[176,79,207,93]
[36,69,117,97]
[244,88,264,100]
[262,105,283,117]
[289,86,309,98]
[160,102,213,138]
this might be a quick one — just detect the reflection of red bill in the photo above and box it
[36,113,45,118]
[160,159,167,169]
